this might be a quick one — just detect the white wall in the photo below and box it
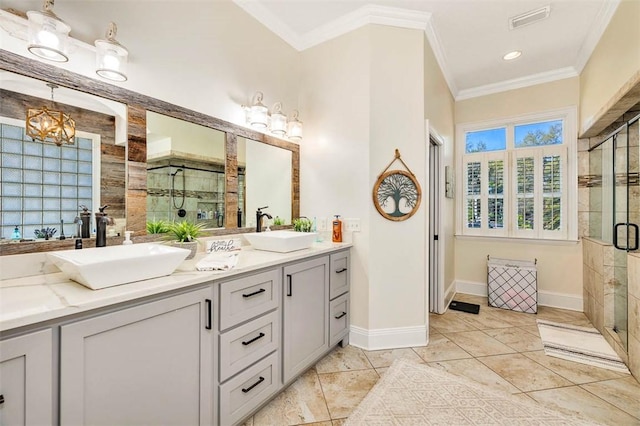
[1,0,301,127]
[299,27,372,330]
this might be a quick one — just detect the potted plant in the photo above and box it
[165,220,204,259]
[146,219,170,234]
[292,217,313,232]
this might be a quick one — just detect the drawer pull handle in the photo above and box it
[205,299,212,330]
[242,376,265,393]
[336,268,348,273]
[334,311,347,319]
[242,288,266,298]
[0,394,4,404]
[242,332,265,346]
[287,275,292,297]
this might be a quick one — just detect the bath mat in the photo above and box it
[344,359,600,425]
[537,319,630,374]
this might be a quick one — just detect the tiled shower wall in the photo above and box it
[579,108,640,378]
[147,164,225,227]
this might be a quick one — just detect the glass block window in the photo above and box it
[1,121,96,240]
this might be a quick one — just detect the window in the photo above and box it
[1,118,100,240]
[457,108,576,241]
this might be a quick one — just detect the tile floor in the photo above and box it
[242,294,640,426]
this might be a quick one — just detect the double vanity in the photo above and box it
[0,237,351,425]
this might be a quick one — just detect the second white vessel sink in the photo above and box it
[243,231,316,253]
[47,243,191,290]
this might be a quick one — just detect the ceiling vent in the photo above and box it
[509,5,550,30]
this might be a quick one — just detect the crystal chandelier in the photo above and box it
[26,83,76,146]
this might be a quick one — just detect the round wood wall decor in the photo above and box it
[373,169,422,221]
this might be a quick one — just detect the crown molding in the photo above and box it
[232,0,303,50]
[574,0,620,73]
[232,1,459,96]
[298,5,431,50]
[455,66,579,101]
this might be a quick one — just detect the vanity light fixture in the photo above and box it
[26,83,76,146]
[26,0,71,63]
[249,92,269,128]
[287,110,303,141]
[269,102,287,136]
[503,50,522,61]
[95,22,129,82]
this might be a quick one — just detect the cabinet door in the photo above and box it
[329,250,350,300]
[283,256,329,383]
[0,329,53,426]
[60,288,214,426]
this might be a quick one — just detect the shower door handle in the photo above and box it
[613,223,639,251]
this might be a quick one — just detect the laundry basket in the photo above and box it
[487,256,537,314]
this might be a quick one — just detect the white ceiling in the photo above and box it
[233,0,620,100]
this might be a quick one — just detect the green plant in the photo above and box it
[273,216,284,226]
[292,217,313,232]
[165,220,204,242]
[146,219,170,234]
[34,227,57,239]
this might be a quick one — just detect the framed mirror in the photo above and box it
[0,50,300,256]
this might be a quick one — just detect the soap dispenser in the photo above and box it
[11,225,21,241]
[332,215,342,243]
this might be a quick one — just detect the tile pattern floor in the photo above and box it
[242,294,640,426]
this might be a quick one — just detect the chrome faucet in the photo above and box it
[256,206,272,233]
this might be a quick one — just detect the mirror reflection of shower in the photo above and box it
[170,166,187,218]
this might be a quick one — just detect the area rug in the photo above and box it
[344,359,599,425]
[537,319,630,374]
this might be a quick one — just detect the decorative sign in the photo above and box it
[373,149,421,221]
[207,238,241,253]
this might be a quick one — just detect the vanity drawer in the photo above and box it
[219,351,280,426]
[220,269,280,331]
[329,251,350,300]
[329,293,349,346]
[220,311,280,382]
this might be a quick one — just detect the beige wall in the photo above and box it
[580,0,640,134]
[454,78,584,308]
[424,34,456,299]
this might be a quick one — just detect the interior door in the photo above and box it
[429,135,445,313]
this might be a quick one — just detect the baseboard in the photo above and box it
[349,324,428,351]
[454,280,583,312]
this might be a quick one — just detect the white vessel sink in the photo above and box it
[243,231,316,253]
[47,243,190,290]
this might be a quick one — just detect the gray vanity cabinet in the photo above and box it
[282,256,330,384]
[0,329,53,425]
[59,287,215,426]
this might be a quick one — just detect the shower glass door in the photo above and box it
[590,113,640,351]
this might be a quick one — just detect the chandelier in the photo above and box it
[26,83,76,146]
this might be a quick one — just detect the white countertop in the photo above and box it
[0,241,351,332]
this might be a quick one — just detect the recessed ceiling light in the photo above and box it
[503,50,522,61]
